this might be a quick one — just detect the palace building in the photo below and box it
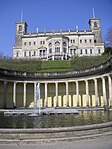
[13,17,104,60]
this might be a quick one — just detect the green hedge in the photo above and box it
[0,55,110,72]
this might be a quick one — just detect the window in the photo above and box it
[49,43,52,47]
[90,49,92,54]
[85,49,87,54]
[24,42,27,46]
[34,51,36,56]
[43,50,46,56]
[55,47,60,53]
[98,49,100,54]
[70,49,72,55]
[40,41,42,45]
[94,22,97,28]
[70,40,72,43]
[29,42,31,46]
[55,41,60,46]
[29,51,31,57]
[63,48,66,53]
[80,39,82,43]
[89,39,92,43]
[40,50,42,56]
[34,42,36,45]
[63,42,66,46]
[49,48,52,53]
[73,49,76,54]
[24,51,26,57]
[80,49,82,54]
[16,52,19,57]
[85,39,87,43]
[43,41,45,44]
[94,39,97,43]
[18,25,22,31]
[73,40,75,43]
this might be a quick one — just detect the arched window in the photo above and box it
[94,22,97,28]
[98,49,100,54]
[18,25,22,31]
[90,49,92,54]
[63,42,67,46]
[34,51,36,56]
[55,41,60,46]
[48,43,52,47]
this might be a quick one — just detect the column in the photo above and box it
[4,81,7,109]
[45,82,48,107]
[108,76,112,106]
[65,81,69,106]
[23,82,27,107]
[102,77,107,106]
[94,78,98,106]
[55,82,58,107]
[34,82,37,108]
[85,80,89,106]
[76,81,79,106]
[13,81,16,108]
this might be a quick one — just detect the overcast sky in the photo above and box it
[0,0,112,57]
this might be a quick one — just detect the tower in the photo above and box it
[15,22,27,46]
[89,18,103,43]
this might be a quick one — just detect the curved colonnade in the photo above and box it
[0,57,112,109]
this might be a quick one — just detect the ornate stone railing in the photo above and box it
[0,57,112,81]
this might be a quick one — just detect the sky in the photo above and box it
[0,0,112,57]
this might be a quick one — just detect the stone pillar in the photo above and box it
[102,77,107,106]
[85,80,89,106]
[76,81,79,106]
[13,81,16,108]
[94,78,98,106]
[65,81,69,106]
[23,82,27,107]
[4,81,7,109]
[108,76,112,106]
[55,82,58,107]
[45,82,48,107]
[34,82,37,108]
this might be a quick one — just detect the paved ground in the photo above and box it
[0,135,112,149]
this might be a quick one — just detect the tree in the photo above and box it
[104,28,112,48]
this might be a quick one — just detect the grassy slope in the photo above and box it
[0,55,110,72]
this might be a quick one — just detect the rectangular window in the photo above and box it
[40,41,42,45]
[70,40,72,43]
[43,41,45,44]
[80,39,82,43]
[85,39,87,43]
[29,42,31,46]
[34,42,36,45]
[85,49,87,54]
[89,39,91,43]
[24,42,27,46]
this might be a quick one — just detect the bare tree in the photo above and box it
[105,28,112,48]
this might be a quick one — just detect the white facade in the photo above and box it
[13,18,104,60]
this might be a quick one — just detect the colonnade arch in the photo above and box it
[0,74,112,109]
